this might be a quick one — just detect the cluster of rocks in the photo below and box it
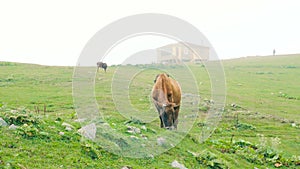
[56,122,77,136]
[126,125,141,134]
[0,117,18,130]
[125,125,148,141]
[60,121,98,140]
[120,160,187,169]
[2,116,190,168]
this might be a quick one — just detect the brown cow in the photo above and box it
[151,73,181,130]
[97,62,107,72]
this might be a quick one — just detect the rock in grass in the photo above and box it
[141,125,147,131]
[10,110,17,113]
[171,160,187,169]
[65,126,73,131]
[121,166,132,169]
[78,123,96,140]
[157,137,166,146]
[0,118,8,127]
[8,124,18,130]
[74,118,86,123]
[62,122,75,131]
[130,135,139,140]
[140,134,147,140]
[126,126,141,134]
[62,122,75,129]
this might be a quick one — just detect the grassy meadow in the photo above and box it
[0,54,299,168]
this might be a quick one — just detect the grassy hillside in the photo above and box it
[0,54,299,168]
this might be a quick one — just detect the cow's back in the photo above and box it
[169,78,181,105]
[152,73,181,104]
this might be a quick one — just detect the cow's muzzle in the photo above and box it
[165,126,175,130]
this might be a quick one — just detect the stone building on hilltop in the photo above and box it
[157,43,209,64]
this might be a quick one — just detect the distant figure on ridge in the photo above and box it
[273,49,276,56]
[97,62,107,72]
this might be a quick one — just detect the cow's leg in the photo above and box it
[158,109,164,128]
[153,100,163,128]
[159,115,164,128]
[173,106,180,129]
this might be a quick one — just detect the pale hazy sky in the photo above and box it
[0,0,300,66]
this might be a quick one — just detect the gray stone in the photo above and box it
[74,118,86,123]
[62,122,75,131]
[62,122,75,129]
[65,126,73,131]
[141,125,147,131]
[130,135,139,140]
[10,110,17,113]
[78,123,96,140]
[157,137,166,146]
[8,124,18,130]
[0,118,8,127]
[171,160,187,169]
[126,126,141,134]
[140,134,148,140]
[121,166,132,169]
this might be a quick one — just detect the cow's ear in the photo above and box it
[154,74,159,83]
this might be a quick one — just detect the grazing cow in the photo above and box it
[151,73,181,130]
[97,62,108,72]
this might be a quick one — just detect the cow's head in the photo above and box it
[154,73,170,83]
[160,103,179,130]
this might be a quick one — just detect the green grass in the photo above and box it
[1,54,300,168]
